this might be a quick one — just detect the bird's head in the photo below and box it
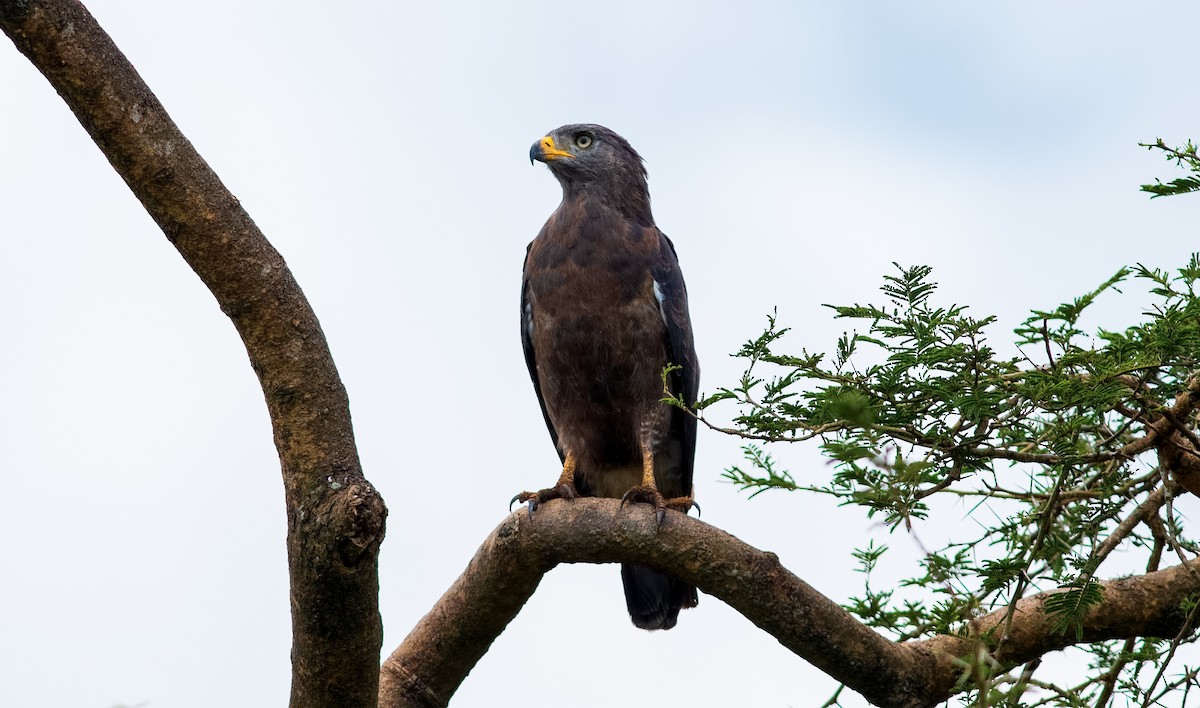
[530,124,653,224]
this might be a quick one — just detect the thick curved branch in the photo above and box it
[0,2,386,706]
[382,498,1200,708]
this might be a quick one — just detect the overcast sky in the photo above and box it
[3,2,1200,707]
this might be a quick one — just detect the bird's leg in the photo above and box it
[620,443,696,524]
[510,452,579,515]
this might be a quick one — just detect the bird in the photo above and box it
[515,124,700,630]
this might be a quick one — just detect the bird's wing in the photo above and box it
[521,243,564,462]
[652,231,700,491]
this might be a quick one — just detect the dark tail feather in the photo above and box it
[620,563,698,630]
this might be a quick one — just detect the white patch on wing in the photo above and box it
[524,301,533,339]
[652,280,668,326]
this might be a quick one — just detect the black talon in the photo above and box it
[690,500,701,518]
[656,508,666,525]
[511,492,542,516]
[511,480,579,519]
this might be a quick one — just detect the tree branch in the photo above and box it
[0,2,386,706]
[382,498,1200,708]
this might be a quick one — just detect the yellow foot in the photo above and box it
[619,485,699,524]
[510,482,578,516]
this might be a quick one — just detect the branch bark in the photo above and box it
[382,498,1200,708]
[0,2,386,706]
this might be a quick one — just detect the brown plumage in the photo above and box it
[515,124,700,630]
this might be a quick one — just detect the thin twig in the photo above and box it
[1092,486,1170,566]
[1139,600,1200,707]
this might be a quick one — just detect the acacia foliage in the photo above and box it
[676,141,1200,706]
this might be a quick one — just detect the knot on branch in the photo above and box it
[308,479,387,568]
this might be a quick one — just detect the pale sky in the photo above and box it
[3,2,1199,707]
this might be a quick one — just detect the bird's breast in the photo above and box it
[525,222,671,465]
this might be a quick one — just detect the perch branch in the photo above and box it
[382,498,1200,708]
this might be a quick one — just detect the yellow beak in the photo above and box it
[531,135,575,163]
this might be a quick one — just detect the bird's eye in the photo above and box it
[575,134,593,149]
